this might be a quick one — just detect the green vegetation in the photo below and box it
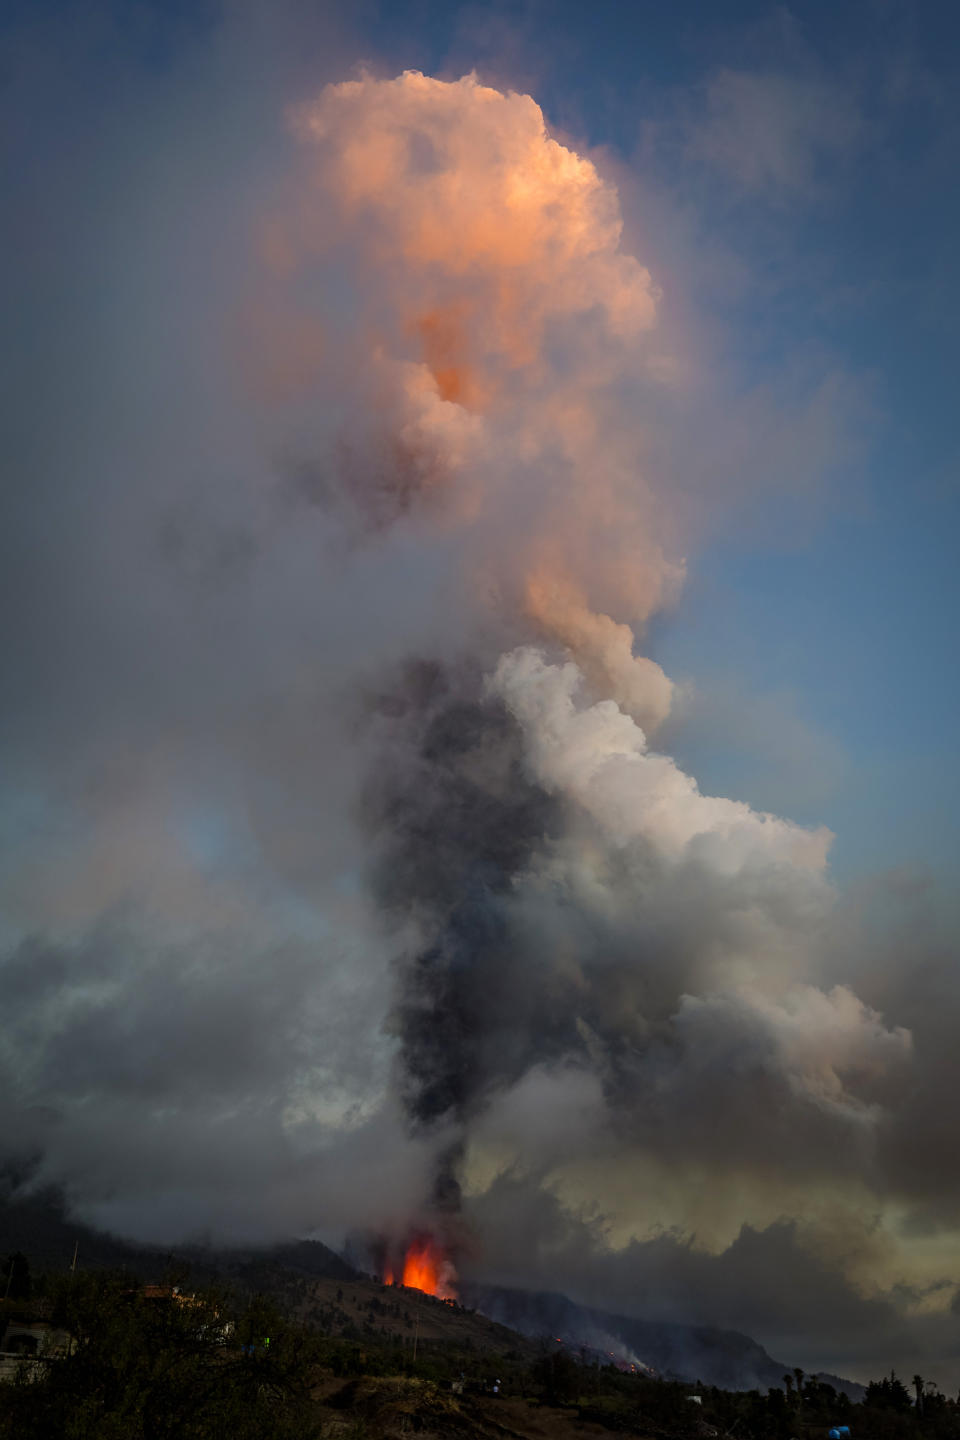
[3,1260,960,1439]
[0,1272,322,1439]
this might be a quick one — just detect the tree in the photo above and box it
[1,1252,31,1301]
[766,1386,794,1438]
[913,1374,924,1415]
[0,1271,324,1440]
[865,1371,913,1414]
[533,1348,580,1405]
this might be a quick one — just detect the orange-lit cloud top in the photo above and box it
[293,70,658,368]
[288,71,681,730]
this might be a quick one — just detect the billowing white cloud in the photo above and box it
[491,647,830,871]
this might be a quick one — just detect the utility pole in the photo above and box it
[70,1242,78,1277]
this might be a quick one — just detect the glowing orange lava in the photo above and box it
[383,1236,457,1300]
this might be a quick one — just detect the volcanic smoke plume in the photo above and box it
[0,52,934,1369]
[273,70,910,1265]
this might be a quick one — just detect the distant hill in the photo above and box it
[463,1284,865,1401]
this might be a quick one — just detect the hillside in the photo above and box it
[0,1262,880,1440]
[464,1284,792,1391]
[0,1184,863,1398]
[463,1285,864,1401]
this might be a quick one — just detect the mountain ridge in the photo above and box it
[462,1282,864,1400]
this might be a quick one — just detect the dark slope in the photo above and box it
[463,1284,864,1399]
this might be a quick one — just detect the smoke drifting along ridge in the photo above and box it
[1,44,955,1383]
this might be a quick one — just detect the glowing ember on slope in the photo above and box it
[382,1234,458,1299]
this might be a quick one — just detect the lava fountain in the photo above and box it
[382,1234,458,1300]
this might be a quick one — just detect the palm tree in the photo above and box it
[913,1375,924,1415]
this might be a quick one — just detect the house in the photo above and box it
[1,1320,75,1358]
[0,1320,76,1384]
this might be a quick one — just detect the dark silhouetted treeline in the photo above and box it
[3,1264,960,1440]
